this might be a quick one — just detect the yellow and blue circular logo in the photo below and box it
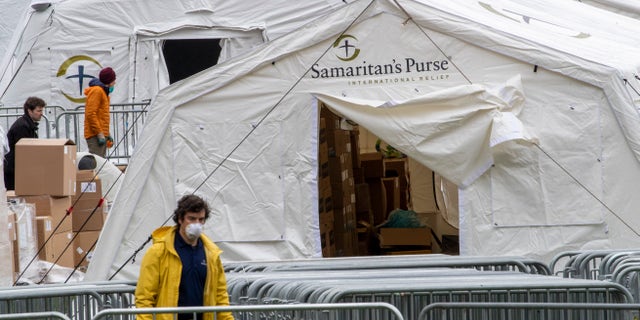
[333,34,360,61]
[56,55,103,103]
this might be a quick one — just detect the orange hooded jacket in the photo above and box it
[83,79,110,139]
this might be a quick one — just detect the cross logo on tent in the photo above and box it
[56,55,103,103]
[333,34,360,62]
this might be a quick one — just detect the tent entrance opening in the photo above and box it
[318,105,459,258]
[163,39,221,84]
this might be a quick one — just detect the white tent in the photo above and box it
[86,0,640,280]
[573,0,640,18]
[0,0,29,72]
[0,0,348,108]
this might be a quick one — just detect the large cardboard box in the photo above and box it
[15,139,77,196]
[73,231,100,270]
[379,227,431,246]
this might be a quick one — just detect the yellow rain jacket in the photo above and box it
[134,226,234,320]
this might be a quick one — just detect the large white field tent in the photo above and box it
[0,0,348,108]
[81,0,640,281]
[0,0,28,64]
[573,0,640,19]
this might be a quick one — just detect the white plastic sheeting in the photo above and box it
[316,76,533,187]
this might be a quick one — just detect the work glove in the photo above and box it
[97,132,106,146]
[106,135,114,148]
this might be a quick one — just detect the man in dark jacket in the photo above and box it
[4,96,45,190]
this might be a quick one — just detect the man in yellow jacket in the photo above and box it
[135,195,234,320]
[84,67,115,157]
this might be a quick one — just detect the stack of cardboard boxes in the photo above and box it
[321,106,358,256]
[318,118,335,257]
[70,170,105,270]
[6,139,107,281]
[318,107,436,256]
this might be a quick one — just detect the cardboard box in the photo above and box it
[385,249,432,255]
[48,232,75,268]
[381,177,400,214]
[35,216,54,260]
[326,129,351,157]
[72,170,102,202]
[383,158,409,189]
[379,227,431,246]
[367,178,387,225]
[354,183,371,213]
[423,211,458,244]
[72,208,106,232]
[319,117,326,143]
[71,171,105,231]
[7,211,17,280]
[15,139,77,196]
[360,152,384,178]
[9,195,73,233]
[73,231,100,270]
[320,105,341,130]
[319,142,329,175]
[328,152,353,184]
[349,128,361,168]
[334,229,358,257]
[320,213,335,257]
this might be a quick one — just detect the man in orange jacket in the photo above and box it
[84,67,115,157]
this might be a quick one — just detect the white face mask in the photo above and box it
[185,223,203,240]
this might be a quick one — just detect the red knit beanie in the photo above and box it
[99,67,116,84]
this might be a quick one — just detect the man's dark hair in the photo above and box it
[173,194,211,225]
[23,96,45,114]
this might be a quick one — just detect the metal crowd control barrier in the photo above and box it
[225,268,509,304]
[225,254,551,275]
[225,267,634,319]
[0,102,149,165]
[418,302,640,320]
[600,251,640,280]
[56,103,149,164]
[0,311,71,320]
[0,113,52,138]
[549,249,640,303]
[0,105,67,140]
[549,249,640,279]
[92,302,405,320]
[0,282,136,320]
